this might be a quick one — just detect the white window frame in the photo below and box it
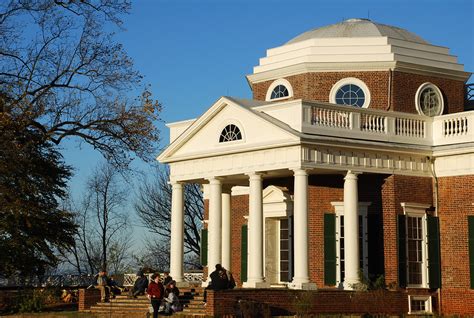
[415,82,444,117]
[401,202,430,289]
[331,202,370,288]
[278,218,291,284]
[408,295,433,314]
[265,78,294,101]
[216,119,246,146]
[329,77,371,108]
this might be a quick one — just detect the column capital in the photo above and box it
[292,168,309,176]
[344,170,361,180]
[245,171,264,180]
[207,176,223,185]
[169,181,184,189]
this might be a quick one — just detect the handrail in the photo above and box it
[300,101,473,146]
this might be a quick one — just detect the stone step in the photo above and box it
[90,306,148,313]
[94,302,149,308]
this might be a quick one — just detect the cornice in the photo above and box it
[246,61,470,85]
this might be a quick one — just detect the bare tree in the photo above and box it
[87,163,130,271]
[60,163,132,274]
[135,167,204,267]
[0,0,161,169]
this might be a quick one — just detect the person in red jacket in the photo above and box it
[147,273,164,318]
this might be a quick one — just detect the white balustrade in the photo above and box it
[302,103,473,146]
[123,271,204,287]
[311,107,351,129]
[395,117,425,138]
[361,114,386,133]
[443,116,468,137]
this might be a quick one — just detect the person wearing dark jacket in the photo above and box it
[162,272,173,286]
[147,273,164,318]
[129,270,149,298]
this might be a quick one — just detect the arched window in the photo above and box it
[265,79,294,101]
[271,85,289,99]
[219,124,242,143]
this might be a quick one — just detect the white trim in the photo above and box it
[408,295,433,314]
[329,77,371,108]
[415,82,444,117]
[265,78,294,102]
[401,202,430,289]
[331,201,371,287]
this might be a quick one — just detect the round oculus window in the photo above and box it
[335,84,365,107]
[415,83,444,117]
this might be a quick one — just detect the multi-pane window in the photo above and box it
[408,296,432,314]
[335,84,365,107]
[338,215,366,283]
[270,85,289,100]
[331,202,370,287]
[280,219,290,282]
[416,83,443,117]
[219,124,242,143]
[407,216,424,285]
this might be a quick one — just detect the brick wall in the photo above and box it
[252,71,390,111]
[307,175,344,287]
[78,288,100,311]
[438,175,474,315]
[391,71,465,114]
[380,175,434,286]
[230,194,249,287]
[206,288,410,316]
[252,71,465,114]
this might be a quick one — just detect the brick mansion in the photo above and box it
[158,18,474,316]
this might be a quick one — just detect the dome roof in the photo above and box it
[286,18,429,45]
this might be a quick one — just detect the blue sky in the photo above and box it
[63,0,473,242]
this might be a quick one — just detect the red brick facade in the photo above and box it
[202,173,474,315]
[251,70,465,114]
[438,175,474,316]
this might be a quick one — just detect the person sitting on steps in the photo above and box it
[129,270,149,298]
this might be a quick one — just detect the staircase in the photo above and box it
[88,286,206,318]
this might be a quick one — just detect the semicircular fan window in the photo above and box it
[219,124,242,143]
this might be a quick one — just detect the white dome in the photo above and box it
[286,18,429,45]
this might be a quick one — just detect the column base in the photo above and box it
[242,280,270,288]
[343,279,361,290]
[175,281,190,288]
[289,280,317,290]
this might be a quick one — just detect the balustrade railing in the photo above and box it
[443,116,469,137]
[0,271,204,288]
[310,107,351,129]
[302,102,473,146]
[361,113,386,133]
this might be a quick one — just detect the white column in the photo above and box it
[243,172,268,288]
[207,177,222,273]
[170,181,186,285]
[221,189,232,271]
[290,169,316,290]
[343,170,360,290]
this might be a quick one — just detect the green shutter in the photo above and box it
[324,213,336,286]
[241,224,248,282]
[427,215,441,289]
[200,228,208,266]
[469,216,474,289]
[397,215,407,288]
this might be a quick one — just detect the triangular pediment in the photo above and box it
[158,97,300,163]
[263,186,292,204]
